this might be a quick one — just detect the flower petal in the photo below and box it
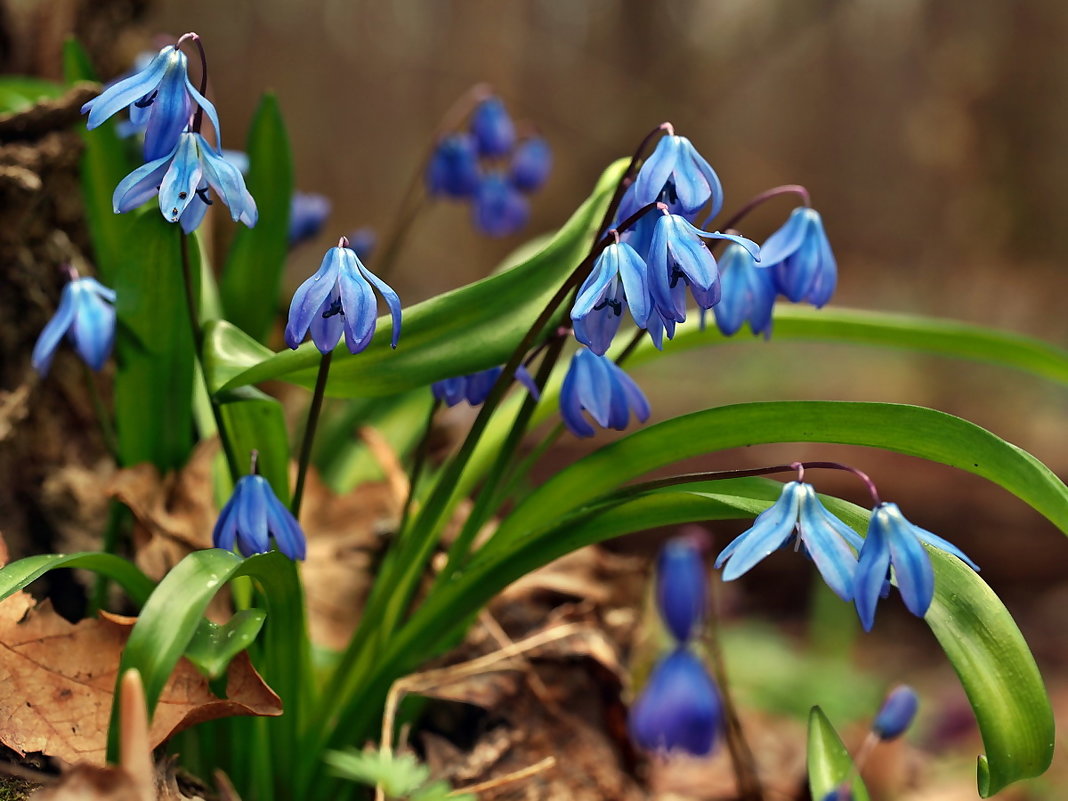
[560,355,595,438]
[796,486,859,601]
[759,207,811,266]
[83,47,172,129]
[234,476,270,556]
[198,135,258,226]
[31,282,77,375]
[158,133,203,223]
[634,135,681,206]
[112,149,175,213]
[855,510,892,631]
[356,259,402,349]
[336,251,378,354]
[717,482,803,579]
[265,492,306,561]
[69,283,116,371]
[285,249,342,349]
[142,59,192,161]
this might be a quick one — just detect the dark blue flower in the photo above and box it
[657,538,707,642]
[760,207,837,307]
[213,474,306,560]
[32,275,116,376]
[472,173,529,237]
[560,349,650,438]
[633,134,724,219]
[470,97,515,157]
[715,482,862,602]
[431,365,540,407]
[112,131,257,231]
[647,213,760,323]
[82,44,221,161]
[629,648,722,756]
[288,192,331,248]
[510,137,552,192]
[713,243,777,338]
[854,502,978,631]
[426,133,481,198]
[571,241,651,356]
[346,227,377,262]
[285,239,402,354]
[872,685,919,740]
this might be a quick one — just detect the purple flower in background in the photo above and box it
[559,348,650,438]
[713,242,777,338]
[629,648,722,756]
[656,538,708,642]
[32,273,116,376]
[289,192,331,248]
[633,134,724,219]
[426,133,481,198]
[470,96,515,156]
[213,474,305,560]
[510,137,552,192]
[431,365,540,407]
[472,173,529,237]
[760,207,837,307]
[571,241,651,356]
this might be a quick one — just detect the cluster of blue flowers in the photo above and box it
[431,364,540,407]
[426,96,551,237]
[715,479,979,630]
[629,537,723,756]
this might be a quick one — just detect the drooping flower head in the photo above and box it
[213,471,306,561]
[426,133,481,198]
[715,481,862,602]
[656,537,708,643]
[872,685,919,741]
[571,240,651,356]
[82,40,221,161]
[472,173,529,237]
[431,365,540,407]
[633,133,724,220]
[32,272,116,376]
[854,502,978,631]
[713,242,777,338]
[629,648,722,756]
[760,207,837,307]
[288,192,331,249]
[560,348,650,438]
[510,137,552,192]
[470,96,516,157]
[285,238,402,355]
[113,131,257,232]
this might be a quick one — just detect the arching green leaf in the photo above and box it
[0,552,154,607]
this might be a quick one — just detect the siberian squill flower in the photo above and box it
[713,242,777,338]
[560,348,650,438]
[510,137,552,192]
[288,192,331,249]
[32,272,116,376]
[472,173,529,237]
[112,131,257,232]
[82,43,221,161]
[571,240,651,356]
[872,685,919,740]
[715,482,862,602]
[426,133,481,198]
[760,207,837,307]
[285,238,402,354]
[633,133,724,219]
[432,365,540,407]
[657,537,708,643]
[629,648,722,756]
[470,97,516,157]
[213,473,306,560]
[854,502,978,631]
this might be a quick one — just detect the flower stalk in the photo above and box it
[292,351,333,518]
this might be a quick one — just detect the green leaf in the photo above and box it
[185,609,267,679]
[807,706,870,801]
[324,749,429,796]
[220,93,293,342]
[0,552,154,607]
[216,159,628,396]
[0,77,63,113]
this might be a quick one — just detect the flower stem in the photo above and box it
[291,351,332,518]
[87,501,127,615]
[82,361,118,459]
[176,33,210,135]
[717,184,811,232]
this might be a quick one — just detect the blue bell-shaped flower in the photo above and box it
[872,685,919,741]
[510,137,552,192]
[656,538,708,643]
[213,473,306,560]
[32,273,116,376]
[426,133,481,198]
[571,241,652,356]
[629,648,722,756]
[559,349,650,438]
[472,173,529,237]
[470,97,516,157]
[633,134,724,219]
[760,207,837,307]
[713,242,777,338]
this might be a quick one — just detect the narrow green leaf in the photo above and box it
[0,552,154,607]
[807,706,870,801]
[0,77,63,112]
[220,93,293,342]
[185,609,267,680]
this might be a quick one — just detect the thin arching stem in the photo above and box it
[717,183,811,233]
[291,351,332,518]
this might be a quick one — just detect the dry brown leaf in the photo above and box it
[28,764,143,801]
[0,592,281,765]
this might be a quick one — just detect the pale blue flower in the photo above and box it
[560,348,650,438]
[713,243,777,338]
[571,241,651,355]
[633,134,724,219]
[32,275,116,376]
[760,207,837,307]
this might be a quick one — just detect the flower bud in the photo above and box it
[656,538,707,642]
[872,685,919,740]
[629,649,721,756]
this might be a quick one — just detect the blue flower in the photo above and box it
[213,474,305,560]
[571,241,651,356]
[713,242,777,338]
[510,137,552,192]
[285,239,402,355]
[32,275,116,376]
[82,44,221,161]
[872,685,919,740]
[633,134,724,219]
[629,648,722,756]
[645,309,677,351]
[715,482,862,602]
[288,192,331,248]
[112,131,257,232]
[432,365,540,407]
[560,349,650,438]
[346,227,377,262]
[426,133,481,198]
[760,207,837,307]
[657,538,707,643]
[470,97,515,157]
[472,173,529,237]
[854,502,978,631]
[647,213,760,323]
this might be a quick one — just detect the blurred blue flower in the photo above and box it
[112,131,257,231]
[426,133,481,198]
[510,137,552,192]
[854,502,978,631]
[657,538,707,642]
[560,348,650,438]
[82,44,221,161]
[285,239,402,354]
[472,173,528,237]
[213,474,305,560]
[715,482,862,602]
[713,242,777,338]
[346,227,377,262]
[571,241,651,356]
[289,192,331,248]
[633,134,724,219]
[470,97,515,157]
[872,685,919,740]
[629,648,722,756]
[32,274,116,376]
[432,365,540,407]
[760,207,837,307]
